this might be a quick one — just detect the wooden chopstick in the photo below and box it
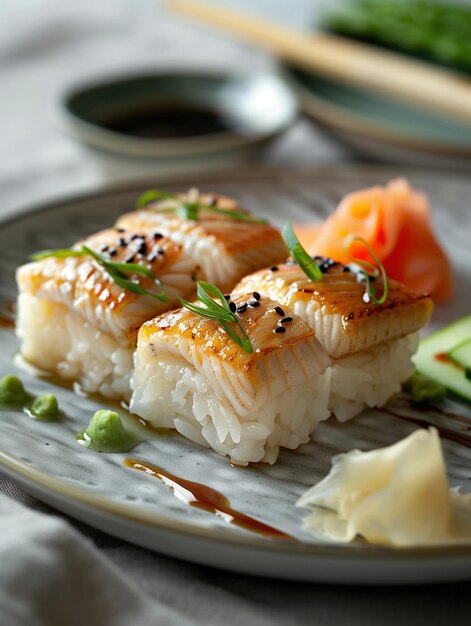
[168,0,471,124]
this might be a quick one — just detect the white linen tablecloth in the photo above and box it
[0,1,469,624]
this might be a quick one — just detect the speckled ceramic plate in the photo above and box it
[1,166,470,584]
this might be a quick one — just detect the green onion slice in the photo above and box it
[136,189,177,209]
[31,248,88,260]
[30,246,167,302]
[282,224,323,281]
[179,281,253,353]
[136,189,267,224]
[343,235,389,305]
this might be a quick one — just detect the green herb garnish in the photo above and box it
[136,189,268,224]
[136,189,177,208]
[343,235,388,305]
[31,246,167,302]
[282,224,323,281]
[179,281,253,353]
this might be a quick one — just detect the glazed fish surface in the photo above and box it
[130,293,331,465]
[116,189,288,292]
[234,259,433,421]
[16,226,201,400]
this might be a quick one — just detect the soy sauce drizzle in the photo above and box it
[399,396,471,426]
[380,407,471,449]
[0,301,16,329]
[0,314,15,329]
[124,458,293,540]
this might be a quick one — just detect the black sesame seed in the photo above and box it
[319,258,336,273]
[270,266,279,272]
[147,252,158,263]
[125,255,135,264]
[237,303,248,314]
[99,245,109,253]
[156,247,165,256]
[342,265,351,273]
[153,232,163,240]
[116,227,125,233]
[274,306,285,316]
[274,326,286,334]
[118,237,126,247]
[108,248,117,257]
[224,295,231,301]
[248,300,260,308]
[252,291,261,301]
[137,241,147,256]
[130,234,140,241]
[229,302,237,313]
[280,316,293,324]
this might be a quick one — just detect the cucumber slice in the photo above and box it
[412,314,471,404]
[449,338,471,380]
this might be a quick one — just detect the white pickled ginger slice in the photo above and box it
[296,428,471,546]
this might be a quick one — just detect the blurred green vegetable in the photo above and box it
[323,0,471,74]
[403,373,446,405]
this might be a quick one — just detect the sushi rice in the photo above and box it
[130,295,331,465]
[16,293,133,399]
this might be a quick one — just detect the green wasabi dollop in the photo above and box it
[403,373,446,405]
[77,409,137,453]
[30,394,60,421]
[0,375,30,407]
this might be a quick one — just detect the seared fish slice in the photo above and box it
[130,293,331,465]
[16,226,202,399]
[234,260,433,421]
[234,260,433,359]
[116,189,288,292]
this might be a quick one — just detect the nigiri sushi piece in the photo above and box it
[116,189,288,292]
[234,260,433,421]
[16,226,202,400]
[130,293,331,465]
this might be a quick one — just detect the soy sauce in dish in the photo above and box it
[101,105,237,139]
[124,458,294,540]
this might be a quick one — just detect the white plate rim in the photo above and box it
[1,448,471,562]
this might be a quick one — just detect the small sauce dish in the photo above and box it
[57,71,297,158]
